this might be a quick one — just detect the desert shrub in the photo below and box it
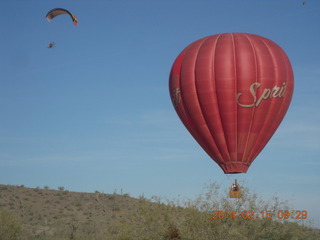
[107,182,320,240]
[164,224,181,240]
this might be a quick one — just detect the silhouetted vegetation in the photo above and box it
[0,183,319,239]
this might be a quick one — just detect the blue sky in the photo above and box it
[0,0,319,228]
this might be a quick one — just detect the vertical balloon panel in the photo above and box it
[169,33,294,174]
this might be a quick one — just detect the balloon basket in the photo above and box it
[229,180,242,198]
[229,187,242,198]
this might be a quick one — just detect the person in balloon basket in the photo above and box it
[231,183,238,191]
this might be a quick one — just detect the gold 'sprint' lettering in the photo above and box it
[237,82,287,108]
[172,88,181,108]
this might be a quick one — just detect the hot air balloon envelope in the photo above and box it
[169,33,294,174]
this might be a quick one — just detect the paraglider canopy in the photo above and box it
[46,8,78,26]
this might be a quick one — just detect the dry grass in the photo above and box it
[0,183,319,240]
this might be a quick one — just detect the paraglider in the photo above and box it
[169,33,294,175]
[46,8,78,26]
[45,8,78,48]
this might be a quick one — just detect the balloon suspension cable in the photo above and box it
[226,174,237,184]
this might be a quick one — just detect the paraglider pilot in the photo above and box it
[47,42,55,48]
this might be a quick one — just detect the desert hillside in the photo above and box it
[0,184,319,240]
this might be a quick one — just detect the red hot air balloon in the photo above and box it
[169,33,294,174]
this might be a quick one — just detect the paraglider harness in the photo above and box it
[47,42,55,48]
